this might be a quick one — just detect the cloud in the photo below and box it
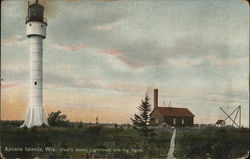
[206,55,248,67]
[98,47,143,69]
[196,116,220,124]
[48,1,126,46]
[167,55,248,68]
[91,22,118,31]
[114,40,167,68]
[109,34,247,69]
[167,36,232,58]
[117,56,143,69]
[1,87,28,121]
[44,0,247,71]
[1,82,20,89]
[49,84,64,88]
[52,42,89,51]
[44,71,79,87]
[106,83,146,92]
[1,62,28,82]
[1,35,27,46]
[100,0,119,1]
[44,69,108,90]
[99,48,122,55]
[168,57,204,68]
[68,44,89,51]
[84,34,247,70]
[1,35,20,44]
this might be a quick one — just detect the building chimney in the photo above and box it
[154,89,158,108]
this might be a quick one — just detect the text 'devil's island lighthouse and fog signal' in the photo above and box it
[22,0,48,128]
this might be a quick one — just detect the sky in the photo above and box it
[1,0,249,126]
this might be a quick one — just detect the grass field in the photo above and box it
[175,126,249,159]
[0,121,249,159]
[1,121,172,159]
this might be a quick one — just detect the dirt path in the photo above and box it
[167,128,176,159]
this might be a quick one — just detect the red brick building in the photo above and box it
[150,89,195,127]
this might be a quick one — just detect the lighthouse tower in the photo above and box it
[22,0,48,128]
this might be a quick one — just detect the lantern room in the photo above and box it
[26,0,46,24]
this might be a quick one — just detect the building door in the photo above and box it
[156,118,159,124]
[173,118,176,125]
[182,119,184,125]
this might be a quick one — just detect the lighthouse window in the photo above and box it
[34,81,37,85]
[41,25,43,27]
[29,23,32,26]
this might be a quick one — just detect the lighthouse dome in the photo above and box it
[26,1,45,24]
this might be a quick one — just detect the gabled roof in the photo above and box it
[216,120,225,124]
[152,107,195,117]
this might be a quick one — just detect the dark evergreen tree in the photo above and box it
[131,94,153,137]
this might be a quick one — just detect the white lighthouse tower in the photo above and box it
[22,0,48,128]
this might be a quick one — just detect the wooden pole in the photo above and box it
[239,106,241,127]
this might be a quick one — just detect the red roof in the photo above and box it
[216,120,225,124]
[154,107,195,117]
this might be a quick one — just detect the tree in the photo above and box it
[131,94,153,137]
[47,110,69,127]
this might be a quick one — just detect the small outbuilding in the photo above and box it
[215,120,226,127]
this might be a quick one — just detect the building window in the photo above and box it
[182,119,184,125]
[173,118,176,125]
[156,118,159,124]
[34,81,37,85]
[41,25,43,27]
[29,23,32,26]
